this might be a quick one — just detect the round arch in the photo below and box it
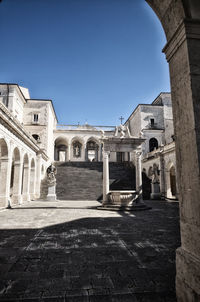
[86,137,101,162]
[145,2,200,299]
[0,138,9,159]
[166,161,177,199]
[0,138,9,208]
[149,137,158,152]
[54,137,68,162]
[10,147,21,205]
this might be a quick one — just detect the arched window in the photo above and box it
[149,138,158,152]
[32,134,40,143]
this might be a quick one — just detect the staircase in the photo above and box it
[54,162,135,201]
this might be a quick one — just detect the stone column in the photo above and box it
[29,167,36,200]
[12,161,23,205]
[100,144,103,161]
[0,157,10,208]
[98,145,101,162]
[35,154,42,199]
[163,20,200,301]
[103,151,110,205]
[68,145,71,161]
[22,164,30,202]
[85,144,88,161]
[135,150,142,201]
[159,150,165,198]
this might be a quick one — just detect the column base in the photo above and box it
[22,194,30,202]
[176,247,200,301]
[46,194,57,201]
[12,194,22,205]
[150,193,161,200]
[0,195,8,208]
[30,193,36,201]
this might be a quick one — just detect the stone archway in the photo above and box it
[149,137,158,152]
[0,138,9,208]
[170,165,176,197]
[54,137,68,162]
[166,162,177,199]
[146,1,200,300]
[86,138,100,162]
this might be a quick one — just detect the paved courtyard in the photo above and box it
[0,199,180,301]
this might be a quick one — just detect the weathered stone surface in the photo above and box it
[0,199,180,301]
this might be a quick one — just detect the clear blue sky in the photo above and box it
[0,0,170,125]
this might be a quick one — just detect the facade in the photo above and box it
[0,84,117,209]
[125,92,177,200]
[0,84,49,208]
[0,83,177,210]
[54,124,116,162]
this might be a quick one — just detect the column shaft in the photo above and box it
[103,151,109,204]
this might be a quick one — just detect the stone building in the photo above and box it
[0,83,117,209]
[0,83,177,209]
[125,92,177,200]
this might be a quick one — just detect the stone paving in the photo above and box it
[0,199,180,301]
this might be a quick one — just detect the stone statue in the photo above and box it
[114,124,131,138]
[100,129,105,138]
[75,145,80,156]
[148,163,160,184]
[73,142,81,157]
[47,163,57,186]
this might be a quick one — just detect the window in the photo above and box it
[32,134,40,143]
[149,138,158,152]
[33,114,39,123]
[150,118,155,126]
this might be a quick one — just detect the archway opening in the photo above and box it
[0,139,9,207]
[86,139,99,162]
[10,147,21,204]
[149,137,158,152]
[170,166,176,198]
[54,137,68,162]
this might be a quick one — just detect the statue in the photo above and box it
[47,163,57,186]
[114,124,131,138]
[73,142,81,157]
[75,145,80,156]
[100,129,105,138]
[148,163,160,184]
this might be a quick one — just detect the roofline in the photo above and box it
[26,98,58,122]
[151,92,171,105]
[124,92,171,125]
[0,83,27,102]
[124,103,162,125]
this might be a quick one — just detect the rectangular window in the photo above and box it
[150,118,155,126]
[33,114,39,122]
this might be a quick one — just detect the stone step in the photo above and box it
[43,162,136,201]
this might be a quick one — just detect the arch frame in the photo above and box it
[146,1,200,300]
